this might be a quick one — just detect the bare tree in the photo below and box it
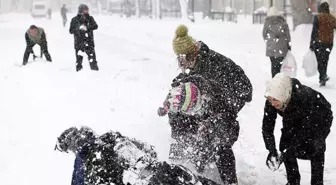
[179,0,189,20]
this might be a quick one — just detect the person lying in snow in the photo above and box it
[262,73,333,185]
[54,126,220,185]
[158,75,240,185]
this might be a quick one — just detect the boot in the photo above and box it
[76,64,83,72]
[320,75,330,86]
[90,62,99,71]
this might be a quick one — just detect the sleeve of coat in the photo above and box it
[332,15,336,30]
[262,100,278,153]
[69,18,76,34]
[25,32,35,55]
[310,16,318,48]
[71,154,85,185]
[284,22,291,43]
[40,31,47,44]
[87,16,98,31]
[262,20,269,41]
[25,32,34,48]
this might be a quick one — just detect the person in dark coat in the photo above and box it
[262,7,291,77]
[61,4,68,27]
[23,25,52,65]
[310,2,336,86]
[69,4,99,71]
[158,75,240,185]
[262,73,333,185]
[55,126,220,185]
[172,25,252,112]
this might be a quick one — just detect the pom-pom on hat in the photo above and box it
[172,25,196,55]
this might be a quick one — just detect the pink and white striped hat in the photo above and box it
[166,82,202,114]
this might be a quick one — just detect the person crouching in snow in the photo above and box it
[23,25,52,65]
[55,126,221,185]
[70,4,99,71]
[158,75,240,185]
[262,73,333,185]
[262,7,291,77]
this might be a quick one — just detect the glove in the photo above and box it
[171,73,187,87]
[157,107,168,117]
[266,150,280,171]
[288,45,291,51]
[79,24,87,31]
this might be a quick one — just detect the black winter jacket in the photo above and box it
[168,75,240,147]
[191,42,253,108]
[69,14,98,50]
[262,78,333,159]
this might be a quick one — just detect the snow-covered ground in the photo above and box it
[0,13,335,185]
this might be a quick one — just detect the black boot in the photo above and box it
[90,62,99,71]
[320,75,330,86]
[76,64,83,72]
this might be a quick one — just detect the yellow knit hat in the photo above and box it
[172,25,196,55]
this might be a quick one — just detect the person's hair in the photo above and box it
[319,2,330,14]
[29,25,38,30]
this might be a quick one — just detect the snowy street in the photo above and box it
[0,13,335,184]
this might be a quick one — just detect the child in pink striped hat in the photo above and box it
[158,75,240,185]
[158,82,203,116]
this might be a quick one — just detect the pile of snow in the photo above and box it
[254,6,268,14]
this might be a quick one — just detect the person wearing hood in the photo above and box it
[55,126,221,185]
[262,73,333,185]
[69,4,99,71]
[262,7,291,77]
[310,2,336,86]
[158,75,240,185]
[22,25,52,65]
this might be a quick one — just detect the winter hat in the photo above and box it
[172,25,196,55]
[319,2,330,14]
[265,73,292,105]
[167,82,201,114]
[267,6,280,16]
[78,4,89,13]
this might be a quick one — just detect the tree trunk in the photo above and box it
[179,0,189,20]
[135,0,140,17]
[290,0,313,30]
